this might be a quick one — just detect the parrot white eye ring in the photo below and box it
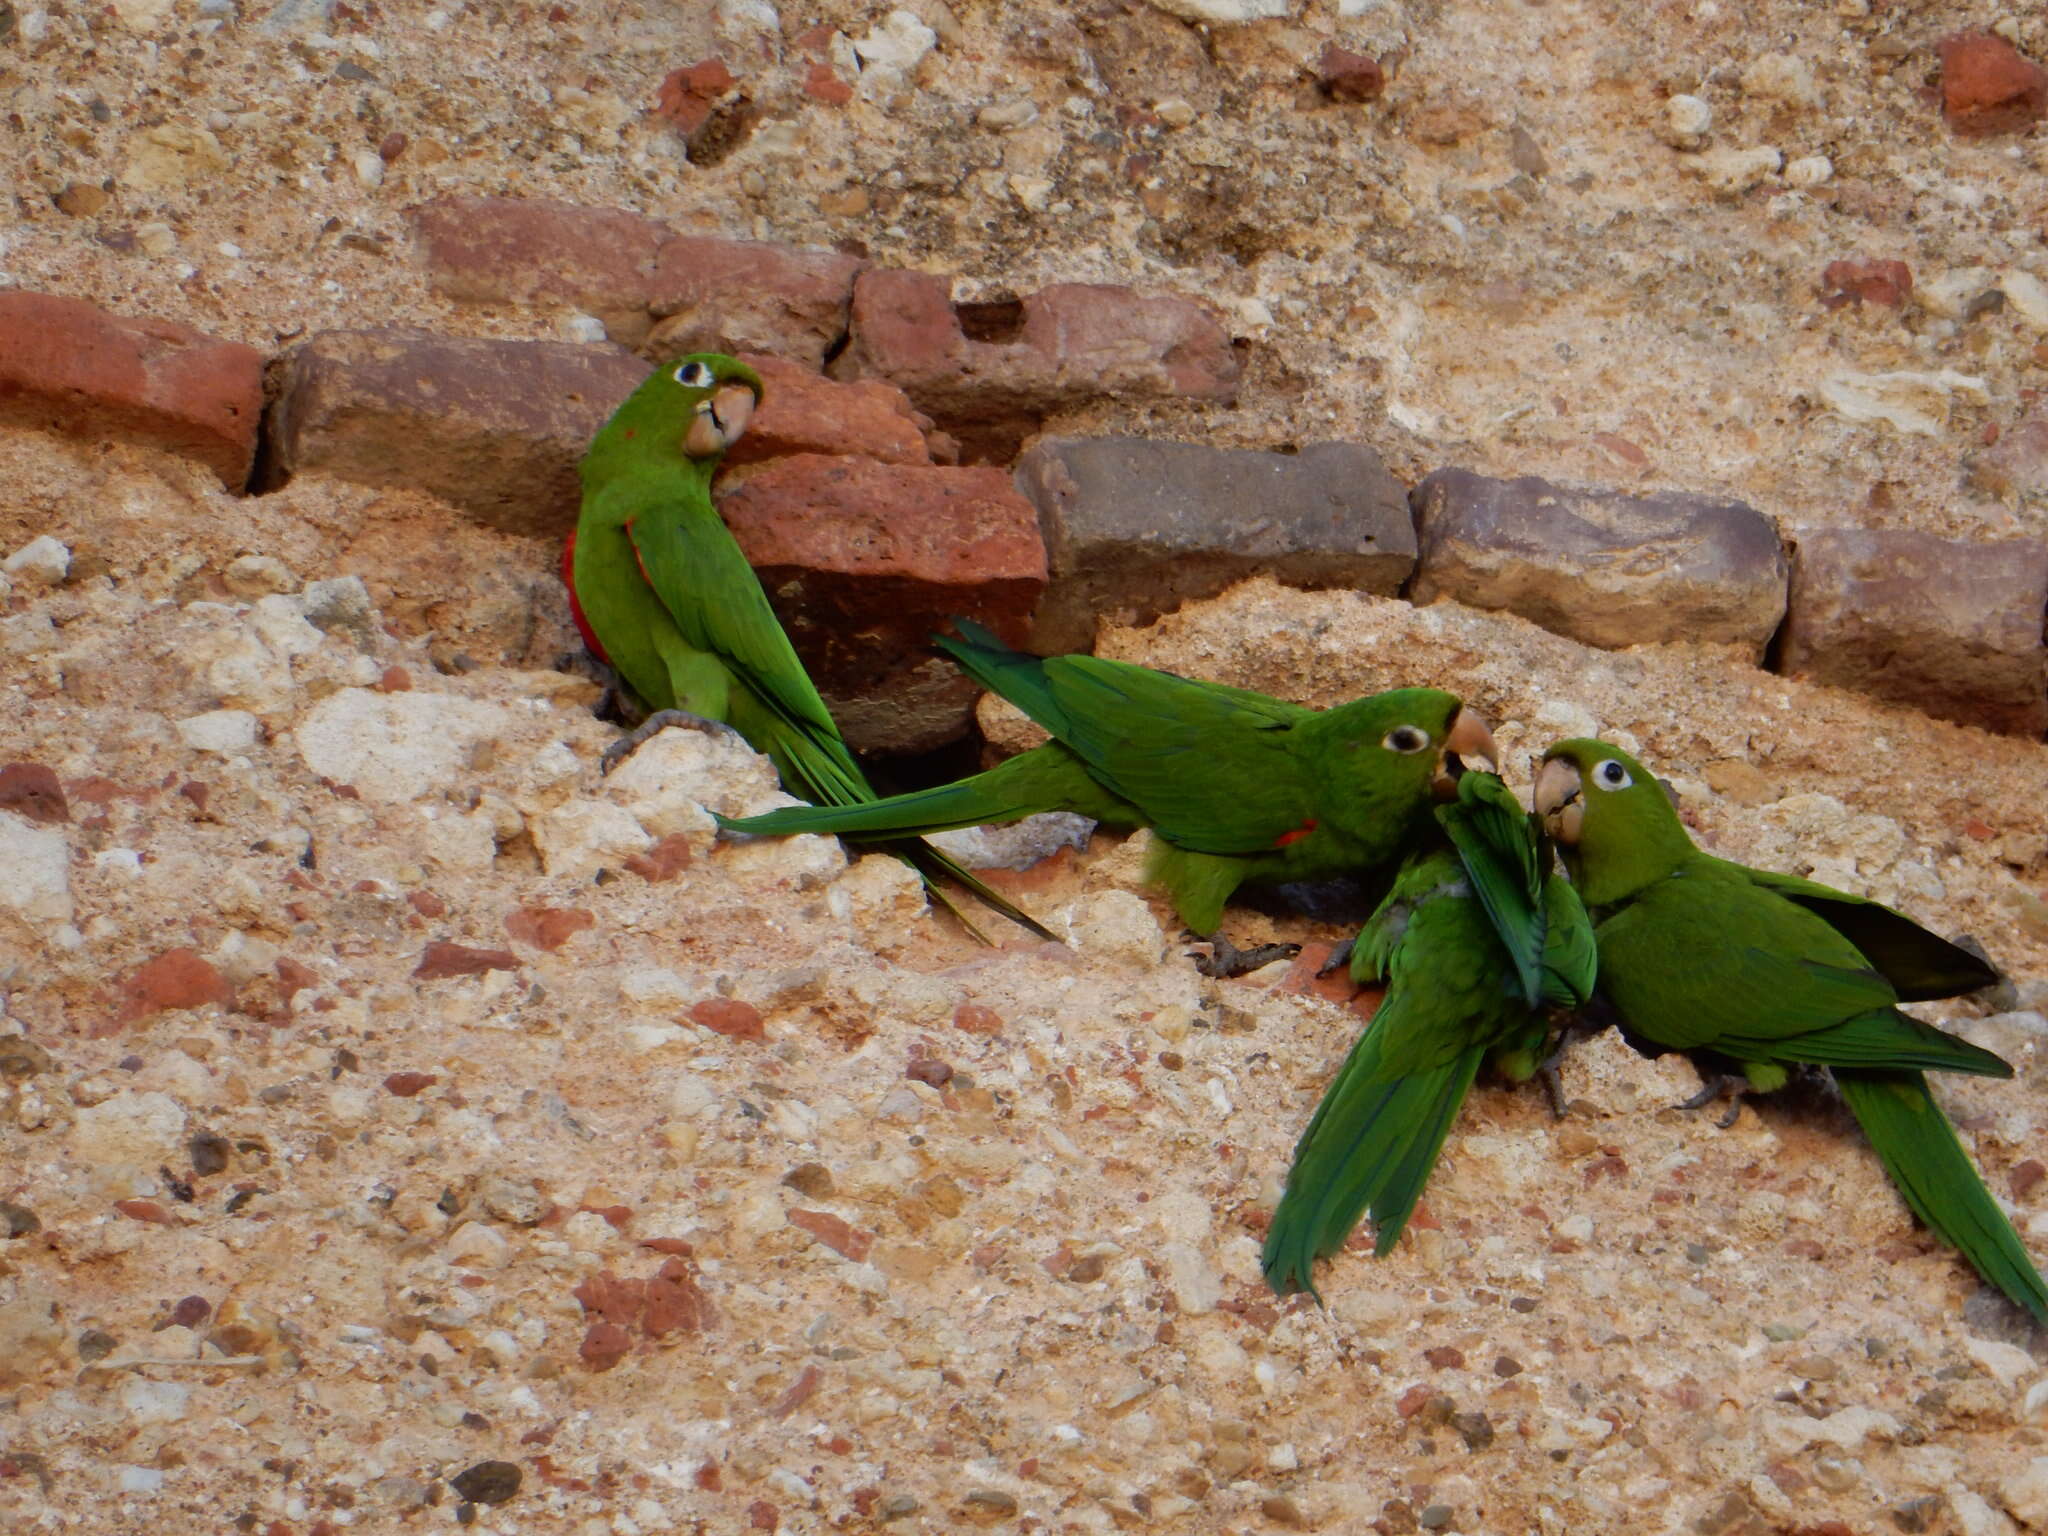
[673,361,715,388]
[1382,726,1430,754]
[1593,759,1632,790]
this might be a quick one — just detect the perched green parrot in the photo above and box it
[1262,772,1597,1298]
[721,620,1500,934]
[1534,739,2046,1324]
[566,354,1052,941]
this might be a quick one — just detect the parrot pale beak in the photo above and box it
[1533,757,1584,845]
[1432,707,1499,800]
[681,384,758,457]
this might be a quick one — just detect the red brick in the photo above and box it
[1939,31,2048,136]
[0,292,263,489]
[647,236,863,370]
[266,330,648,537]
[728,354,931,466]
[408,195,668,344]
[717,455,1048,752]
[832,270,1241,461]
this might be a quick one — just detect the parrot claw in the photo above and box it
[1317,938,1356,978]
[1676,1073,1747,1129]
[600,709,746,774]
[1186,932,1300,979]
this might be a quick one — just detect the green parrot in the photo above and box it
[1262,772,1597,1298]
[566,354,1052,941]
[720,619,1501,934]
[1534,739,2046,1324]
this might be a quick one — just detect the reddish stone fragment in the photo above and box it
[788,1208,873,1262]
[275,957,317,1008]
[503,906,595,952]
[641,1236,695,1256]
[408,195,669,345]
[414,941,518,979]
[748,1501,779,1532]
[1395,1384,1436,1418]
[177,781,210,816]
[579,1320,633,1372]
[643,1258,714,1336]
[653,58,737,136]
[115,1198,173,1224]
[265,330,649,537]
[1424,1345,1466,1370]
[0,763,68,825]
[170,1295,211,1328]
[573,1271,647,1327]
[772,1367,824,1421]
[407,890,447,918]
[953,1003,1003,1035]
[689,998,766,1041]
[1318,43,1384,102]
[113,948,234,1026]
[2013,1159,2046,1199]
[906,1057,953,1087]
[728,354,930,467]
[623,834,694,882]
[0,291,265,489]
[647,237,863,371]
[803,62,854,105]
[383,1071,438,1097]
[717,455,1047,753]
[1938,31,2048,137]
[377,666,411,692]
[1820,259,1912,309]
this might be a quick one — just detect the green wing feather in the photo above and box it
[1836,1070,2048,1324]
[1266,848,1546,1297]
[1437,773,1546,1006]
[1728,861,1999,1001]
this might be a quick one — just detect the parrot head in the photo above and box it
[1534,738,1695,905]
[1328,687,1498,814]
[593,352,765,467]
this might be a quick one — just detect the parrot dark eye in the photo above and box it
[673,361,715,388]
[1382,726,1430,754]
[1594,759,1632,790]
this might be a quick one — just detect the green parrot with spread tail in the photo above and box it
[565,353,1051,941]
[720,619,1500,935]
[1262,771,1597,1297]
[1533,738,2045,1324]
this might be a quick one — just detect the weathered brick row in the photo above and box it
[1781,530,2048,737]
[1015,437,1413,654]
[1409,469,1788,661]
[0,291,264,489]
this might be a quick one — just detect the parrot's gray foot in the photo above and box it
[1538,1057,1569,1121]
[1186,932,1300,979]
[1318,938,1356,978]
[600,709,745,775]
[1676,1074,1746,1129]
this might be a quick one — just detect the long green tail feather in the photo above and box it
[1263,1011,1485,1298]
[1739,1008,2014,1079]
[1836,1069,2048,1324]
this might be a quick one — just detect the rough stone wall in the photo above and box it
[4,4,2048,1535]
